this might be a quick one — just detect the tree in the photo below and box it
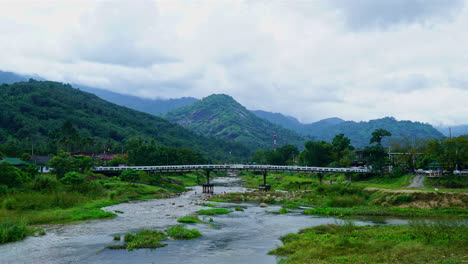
[389,135,426,172]
[74,155,94,173]
[364,129,392,174]
[48,151,75,179]
[61,171,85,187]
[370,129,392,145]
[0,162,26,187]
[426,136,468,172]
[120,169,139,183]
[299,141,333,167]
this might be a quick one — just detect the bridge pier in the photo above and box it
[202,169,214,194]
[258,170,271,191]
[318,172,324,184]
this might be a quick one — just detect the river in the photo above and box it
[0,177,409,264]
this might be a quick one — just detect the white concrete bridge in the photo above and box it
[94,164,370,193]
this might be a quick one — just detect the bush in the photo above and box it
[279,208,288,214]
[2,198,16,210]
[165,225,201,240]
[120,169,139,183]
[390,167,405,178]
[0,219,28,244]
[30,175,57,191]
[61,172,85,186]
[0,184,8,195]
[124,233,135,242]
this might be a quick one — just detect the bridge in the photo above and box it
[94,164,370,194]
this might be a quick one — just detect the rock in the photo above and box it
[259,203,269,208]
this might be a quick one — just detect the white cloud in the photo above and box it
[0,0,467,126]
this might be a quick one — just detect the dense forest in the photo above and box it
[164,94,308,152]
[254,111,444,148]
[0,80,250,161]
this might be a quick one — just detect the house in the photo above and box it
[31,155,53,173]
[0,157,30,168]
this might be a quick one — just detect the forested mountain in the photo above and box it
[251,110,442,148]
[164,94,308,151]
[251,110,305,133]
[0,80,250,161]
[0,70,44,84]
[75,84,198,116]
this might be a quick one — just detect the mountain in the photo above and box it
[306,117,443,148]
[164,94,308,151]
[435,125,468,137]
[251,109,442,148]
[0,80,250,161]
[75,84,198,116]
[251,110,305,133]
[0,70,198,116]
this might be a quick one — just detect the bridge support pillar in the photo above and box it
[202,169,214,194]
[258,170,271,191]
[318,172,323,184]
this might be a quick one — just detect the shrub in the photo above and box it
[113,235,120,241]
[2,198,16,210]
[0,184,8,195]
[124,233,135,242]
[279,208,288,214]
[120,169,139,183]
[61,172,85,186]
[165,225,201,240]
[0,219,28,244]
[30,174,58,191]
[126,230,168,250]
[390,167,405,178]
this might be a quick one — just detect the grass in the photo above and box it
[279,208,288,214]
[107,229,168,251]
[165,225,201,240]
[304,206,468,218]
[197,208,233,215]
[0,218,28,244]
[235,207,244,211]
[177,215,201,224]
[269,221,468,263]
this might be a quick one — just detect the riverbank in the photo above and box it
[269,221,468,264]
[0,172,206,244]
[210,172,467,218]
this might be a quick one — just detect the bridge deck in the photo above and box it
[93,164,369,173]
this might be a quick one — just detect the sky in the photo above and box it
[0,0,467,126]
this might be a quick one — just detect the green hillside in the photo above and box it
[0,80,250,161]
[303,117,443,148]
[164,94,307,151]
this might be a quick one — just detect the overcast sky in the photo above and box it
[1,0,467,126]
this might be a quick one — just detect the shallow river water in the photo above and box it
[0,177,409,264]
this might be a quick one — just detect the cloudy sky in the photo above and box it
[0,0,467,126]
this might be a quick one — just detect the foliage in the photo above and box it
[0,218,28,244]
[164,94,306,152]
[251,145,299,165]
[269,221,467,264]
[425,135,468,172]
[125,230,168,250]
[299,141,333,167]
[61,172,85,186]
[197,208,233,215]
[47,151,76,179]
[120,169,139,183]
[165,225,201,240]
[0,162,27,187]
[30,174,58,191]
[279,208,288,214]
[177,215,201,224]
[0,80,250,162]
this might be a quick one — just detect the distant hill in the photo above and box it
[251,110,442,148]
[436,125,468,137]
[0,80,250,161]
[75,84,198,116]
[164,94,308,151]
[0,70,198,116]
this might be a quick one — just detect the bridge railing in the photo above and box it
[93,164,370,173]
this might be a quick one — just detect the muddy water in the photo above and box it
[0,178,407,264]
